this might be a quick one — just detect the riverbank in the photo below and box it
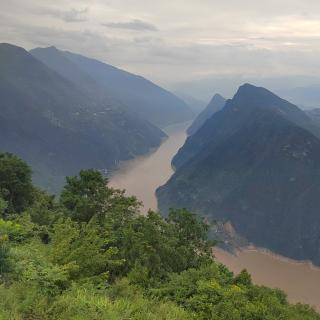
[109,121,320,310]
[109,122,190,213]
[213,247,320,310]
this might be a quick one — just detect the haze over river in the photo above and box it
[109,122,320,310]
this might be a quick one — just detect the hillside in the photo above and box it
[306,108,320,124]
[157,84,320,265]
[187,93,226,135]
[0,43,166,192]
[31,46,194,128]
[0,154,319,319]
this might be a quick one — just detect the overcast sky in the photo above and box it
[1,0,320,87]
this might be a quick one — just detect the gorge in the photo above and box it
[109,120,320,310]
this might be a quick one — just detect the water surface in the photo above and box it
[109,122,320,310]
[109,122,189,212]
[214,247,320,309]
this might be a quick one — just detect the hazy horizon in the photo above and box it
[2,0,320,95]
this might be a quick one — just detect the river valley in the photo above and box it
[109,122,320,310]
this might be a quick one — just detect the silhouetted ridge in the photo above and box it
[157,84,320,265]
[0,43,166,192]
[31,46,194,128]
[187,93,226,135]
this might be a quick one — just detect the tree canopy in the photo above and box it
[0,153,34,214]
[0,154,319,319]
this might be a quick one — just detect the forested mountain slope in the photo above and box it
[157,84,320,265]
[0,43,165,192]
[31,46,194,128]
[187,93,226,135]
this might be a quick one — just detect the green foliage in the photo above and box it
[0,153,34,214]
[49,218,122,281]
[0,197,7,216]
[0,281,50,319]
[0,219,23,241]
[105,209,212,286]
[152,264,320,320]
[233,269,252,287]
[0,162,318,319]
[27,189,59,226]
[61,169,142,225]
[0,239,10,276]
[49,283,192,320]
[0,219,23,275]
[12,241,70,296]
[60,169,112,222]
[168,208,209,244]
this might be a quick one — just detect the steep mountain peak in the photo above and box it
[30,46,101,97]
[187,93,226,136]
[0,43,166,192]
[176,84,316,170]
[233,83,282,104]
[0,42,31,61]
[228,83,313,129]
[212,93,226,100]
[238,82,259,90]
[30,46,65,58]
[0,42,25,51]
[209,93,226,105]
[158,85,320,266]
[0,43,65,83]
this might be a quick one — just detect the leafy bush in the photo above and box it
[0,163,318,319]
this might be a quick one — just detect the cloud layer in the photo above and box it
[1,0,320,88]
[103,19,158,31]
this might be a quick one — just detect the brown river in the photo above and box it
[109,122,320,310]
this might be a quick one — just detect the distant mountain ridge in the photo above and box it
[187,93,226,135]
[172,84,319,170]
[0,43,166,192]
[157,84,320,265]
[31,46,194,128]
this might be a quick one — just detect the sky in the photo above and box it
[1,0,320,93]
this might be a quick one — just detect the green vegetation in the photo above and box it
[0,153,319,319]
[0,153,34,214]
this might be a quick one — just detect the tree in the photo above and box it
[233,269,252,286]
[50,217,122,281]
[60,170,111,222]
[60,169,140,223]
[0,219,22,275]
[0,236,10,275]
[167,208,212,259]
[0,198,7,218]
[0,153,34,214]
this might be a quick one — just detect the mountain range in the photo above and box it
[0,43,191,192]
[31,46,193,128]
[157,83,320,265]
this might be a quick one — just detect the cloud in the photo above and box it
[2,0,320,88]
[103,19,158,32]
[36,7,88,23]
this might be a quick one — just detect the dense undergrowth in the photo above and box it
[0,152,319,319]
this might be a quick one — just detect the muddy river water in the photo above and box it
[109,122,320,310]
